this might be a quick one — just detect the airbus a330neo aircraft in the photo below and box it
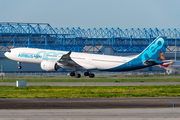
[4,36,165,78]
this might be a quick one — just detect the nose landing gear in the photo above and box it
[17,62,22,69]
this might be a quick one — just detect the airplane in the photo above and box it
[159,50,180,74]
[4,36,165,78]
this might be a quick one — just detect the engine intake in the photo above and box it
[40,61,59,71]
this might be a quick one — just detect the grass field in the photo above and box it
[1,74,180,98]
[1,85,180,98]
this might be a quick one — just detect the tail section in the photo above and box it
[137,36,165,62]
[159,50,172,68]
[106,36,165,71]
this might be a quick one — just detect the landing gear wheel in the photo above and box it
[17,62,22,69]
[89,74,95,78]
[18,66,22,69]
[84,72,90,76]
[70,72,75,77]
[75,74,81,78]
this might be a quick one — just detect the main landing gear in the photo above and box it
[70,72,81,78]
[70,71,95,78]
[17,62,22,69]
[84,71,95,78]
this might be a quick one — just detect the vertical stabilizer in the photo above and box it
[137,36,165,62]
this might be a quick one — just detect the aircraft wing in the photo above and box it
[57,51,83,70]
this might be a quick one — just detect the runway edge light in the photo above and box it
[173,103,175,108]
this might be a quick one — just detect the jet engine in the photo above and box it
[40,61,59,71]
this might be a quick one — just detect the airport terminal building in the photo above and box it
[0,22,180,74]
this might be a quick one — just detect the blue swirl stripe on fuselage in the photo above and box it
[18,51,65,61]
[36,51,65,60]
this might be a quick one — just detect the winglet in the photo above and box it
[67,51,72,55]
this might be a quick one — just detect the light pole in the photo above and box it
[175,33,177,61]
[1,65,3,82]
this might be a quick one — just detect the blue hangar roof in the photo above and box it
[0,22,179,53]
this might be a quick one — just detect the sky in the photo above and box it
[0,0,180,29]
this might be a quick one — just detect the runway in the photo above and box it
[1,82,180,86]
[1,92,180,119]
[0,98,180,119]
[0,108,180,120]
[0,97,179,109]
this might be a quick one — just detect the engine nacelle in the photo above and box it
[40,61,59,71]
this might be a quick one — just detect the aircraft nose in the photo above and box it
[4,52,10,57]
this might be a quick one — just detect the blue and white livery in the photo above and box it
[4,36,165,78]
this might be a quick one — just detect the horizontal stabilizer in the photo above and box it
[143,60,162,66]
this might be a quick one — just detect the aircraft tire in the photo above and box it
[84,72,90,76]
[75,74,81,78]
[89,74,95,78]
[70,72,75,76]
[18,66,22,69]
